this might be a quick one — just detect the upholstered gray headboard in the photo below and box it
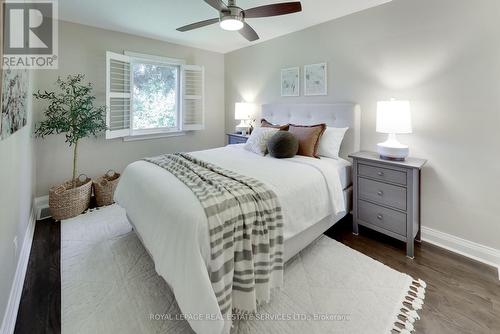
[261,103,361,159]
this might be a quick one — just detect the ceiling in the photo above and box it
[59,0,392,54]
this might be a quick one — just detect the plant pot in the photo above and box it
[49,175,92,221]
[93,170,121,207]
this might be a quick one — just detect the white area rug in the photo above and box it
[61,205,425,334]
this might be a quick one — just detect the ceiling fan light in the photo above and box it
[220,16,244,31]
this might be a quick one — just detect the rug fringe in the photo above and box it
[391,278,427,333]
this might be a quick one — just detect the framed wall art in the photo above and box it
[281,67,299,97]
[304,62,327,96]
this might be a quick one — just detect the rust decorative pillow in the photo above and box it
[288,124,326,158]
[261,119,290,131]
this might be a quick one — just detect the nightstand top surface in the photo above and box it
[227,133,250,138]
[349,151,427,169]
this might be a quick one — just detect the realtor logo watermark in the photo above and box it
[3,0,58,69]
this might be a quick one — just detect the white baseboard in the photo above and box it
[421,226,500,280]
[0,211,36,334]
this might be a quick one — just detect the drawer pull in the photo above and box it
[377,190,384,196]
[377,171,384,176]
[377,214,384,220]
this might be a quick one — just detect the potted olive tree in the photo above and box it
[35,74,107,221]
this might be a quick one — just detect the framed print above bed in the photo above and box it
[304,63,327,96]
[281,67,299,97]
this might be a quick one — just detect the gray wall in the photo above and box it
[34,21,225,196]
[225,0,500,250]
[0,73,34,323]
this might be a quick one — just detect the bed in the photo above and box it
[114,103,361,334]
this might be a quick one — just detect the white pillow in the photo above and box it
[317,127,349,159]
[244,127,279,156]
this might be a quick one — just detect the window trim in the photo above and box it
[122,131,187,142]
[105,51,204,141]
[124,51,186,66]
[127,52,185,139]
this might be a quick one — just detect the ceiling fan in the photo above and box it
[176,0,302,42]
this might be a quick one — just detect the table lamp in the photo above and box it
[235,102,255,135]
[376,99,412,161]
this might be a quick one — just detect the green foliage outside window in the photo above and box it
[132,63,178,130]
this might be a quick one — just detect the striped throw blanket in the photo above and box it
[144,153,284,317]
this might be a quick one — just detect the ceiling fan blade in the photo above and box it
[176,18,219,32]
[204,0,227,11]
[244,2,302,18]
[239,22,259,42]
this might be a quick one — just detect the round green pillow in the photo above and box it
[267,131,299,158]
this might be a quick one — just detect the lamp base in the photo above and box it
[235,120,249,135]
[377,133,409,161]
[379,155,406,162]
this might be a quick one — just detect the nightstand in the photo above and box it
[349,151,426,258]
[227,133,249,145]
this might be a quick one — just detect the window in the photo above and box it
[132,62,179,132]
[105,52,204,140]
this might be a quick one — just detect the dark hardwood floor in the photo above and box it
[15,215,500,334]
[326,216,500,334]
[15,218,60,334]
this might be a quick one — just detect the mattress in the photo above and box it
[334,156,352,190]
[227,144,352,186]
[229,144,352,190]
[114,145,349,334]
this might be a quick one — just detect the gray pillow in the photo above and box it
[267,131,299,159]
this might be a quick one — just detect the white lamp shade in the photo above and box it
[235,102,255,120]
[376,100,412,134]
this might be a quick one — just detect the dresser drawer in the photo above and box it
[358,177,407,211]
[358,163,406,185]
[358,200,407,237]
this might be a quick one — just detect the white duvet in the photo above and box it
[114,144,347,334]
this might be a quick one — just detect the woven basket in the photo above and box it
[93,170,121,207]
[49,175,92,221]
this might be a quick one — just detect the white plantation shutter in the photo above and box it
[106,52,131,139]
[181,65,204,131]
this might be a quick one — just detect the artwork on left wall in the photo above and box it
[1,68,29,140]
